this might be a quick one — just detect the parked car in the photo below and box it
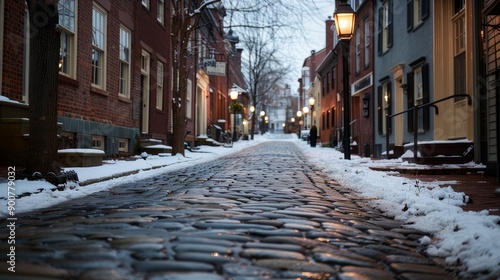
[300,130,309,141]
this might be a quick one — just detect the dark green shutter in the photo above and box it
[422,0,429,20]
[407,72,414,132]
[407,0,413,31]
[378,85,383,134]
[387,0,393,48]
[378,7,383,55]
[422,64,430,130]
[387,81,392,133]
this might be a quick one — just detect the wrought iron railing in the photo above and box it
[385,94,472,162]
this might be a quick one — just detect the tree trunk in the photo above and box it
[26,0,61,176]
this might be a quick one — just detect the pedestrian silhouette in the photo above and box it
[309,125,318,147]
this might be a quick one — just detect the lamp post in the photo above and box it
[229,86,239,141]
[303,106,309,130]
[260,111,266,134]
[309,96,315,126]
[334,0,355,160]
[249,106,255,139]
[297,110,303,139]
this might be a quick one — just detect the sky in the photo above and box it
[1,134,499,279]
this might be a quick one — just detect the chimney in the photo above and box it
[326,16,335,50]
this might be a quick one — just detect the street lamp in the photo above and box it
[303,106,309,130]
[334,0,355,160]
[297,110,303,139]
[309,96,315,126]
[260,111,266,134]
[229,86,239,141]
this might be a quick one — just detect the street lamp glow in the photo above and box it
[297,111,302,117]
[291,117,295,122]
[333,0,355,41]
[309,96,315,106]
[303,106,309,114]
[229,87,239,100]
[250,106,255,113]
[260,111,265,117]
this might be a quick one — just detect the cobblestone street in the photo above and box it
[1,141,460,279]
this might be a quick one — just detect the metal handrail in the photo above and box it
[385,94,472,162]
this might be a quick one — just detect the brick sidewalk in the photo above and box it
[399,173,500,215]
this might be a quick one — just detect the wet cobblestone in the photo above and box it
[0,141,462,279]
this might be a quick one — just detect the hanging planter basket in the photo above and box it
[229,102,244,114]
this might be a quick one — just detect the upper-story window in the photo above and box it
[378,0,393,55]
[119,26,131,98]
[355,27,360,74]
[59,0,77,78]
[142,0,150,9]
[157,0,165,25]
[156,62,164,110]
[364,17,370,67]
[407,0,429,31]
[92,4,106,89]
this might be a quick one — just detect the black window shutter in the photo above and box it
[422,63,430,130]
[407,72,415,132]
[421,0,429,20]
[407,0,413,31]
[378,85,383,134]
[387,81,392,133]
[378,7,383,55]
[387,0,393,48]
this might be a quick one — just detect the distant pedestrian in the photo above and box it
[309,125,318,147]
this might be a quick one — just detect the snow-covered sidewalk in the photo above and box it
[1,135,499,279]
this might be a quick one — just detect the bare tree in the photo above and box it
[170,0,221,156]
[223,0,328,139]
[26,0,60,176]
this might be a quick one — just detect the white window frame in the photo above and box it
[92,4,106,89]
[118,138,129,153]
[413,0,422,26]
[119,26,131,98]
[157,0,165,25]
[58,0,77,78]
[414,66,424,131]
[156,62,164,110]
[382,1,390,52]
[92,135,105,150]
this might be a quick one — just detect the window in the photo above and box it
[142,0,150,9]
[407,61,430,132]
[407,0,429,31]
[58,0,77,77]
[453,1,466,101]
[157,0,165,24]
[378,0,393,54]
[186,79,192,118]
[156,62,164,110]
[414,67,424,131]
[331,107,335,129]
[118,138,129,153]
[92,5,106,88]
[331,67,336,89]
[326,110,330,129]
[364,17,370,67]
[377,80,392,135]
[92,135,105,150]
[355,27,360,74]
[119,27,131,98]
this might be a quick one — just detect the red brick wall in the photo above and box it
[2,1,25,101]
[57,0,137,129]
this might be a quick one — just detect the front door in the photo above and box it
[141,51,150,134]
